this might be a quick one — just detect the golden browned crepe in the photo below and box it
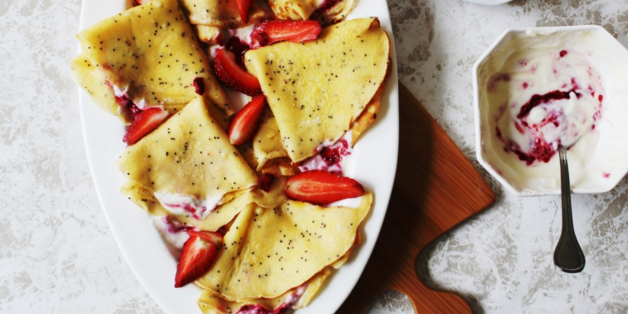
[245,17,390,162]
[76,0,233,114]
[195,192,373,301]
[70,54,124,122]
[250,83,385,170]
[197,268,331,314]
[117,97,258,208]
[268,0,356,23]
[179,0,268,28]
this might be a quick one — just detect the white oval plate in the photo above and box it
[77,1,398,313]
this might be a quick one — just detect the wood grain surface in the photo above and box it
[338,83,496,314]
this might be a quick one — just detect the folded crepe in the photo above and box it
[179,0,267,28]
[195,192,373,301]
[70,54,126,122]
[75,0,232,115]
[269,0,356,23]
[117,96,258,221]
[197,268,331,314]
[244,17,390,163]
[252,108,290,170]
[252,81,385,171]
[196,233,357,314]
[196,25,222,44]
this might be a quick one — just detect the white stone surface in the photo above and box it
[1,0,627,313]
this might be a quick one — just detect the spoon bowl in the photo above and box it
[553,146,585,273]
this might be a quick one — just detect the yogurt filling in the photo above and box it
[152,215,194,250]
[154,192,223,220]
[109,81,148,110]
[299,131,353,175]
[235,284,307,314]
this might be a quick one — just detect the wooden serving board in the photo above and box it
[338,83,496,313]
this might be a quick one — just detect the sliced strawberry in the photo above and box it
[186,230,223,244]
[123,107,168,145]
[174,230,222,288]
[251,20,322,47]
[228,95,266,145]
[235,0,254,24]
[213,48,262,96]
[285,170,364,205]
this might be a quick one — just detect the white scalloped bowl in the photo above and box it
[473,26,628,196]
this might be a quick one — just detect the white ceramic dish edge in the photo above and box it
[473,25,628,196]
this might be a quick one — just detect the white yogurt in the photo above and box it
[152,216,191,250]
[154,192,222,220]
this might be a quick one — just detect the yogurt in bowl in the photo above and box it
[473,26,628,196]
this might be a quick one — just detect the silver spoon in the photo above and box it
[553,146,585,273]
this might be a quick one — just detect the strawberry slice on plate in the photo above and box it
[235,0,254,24]
[251,20,322,47]
[174,230,222,288]
[213,48,262,96]
[123,107,168,145]
[285,170,365,205]
[228,95,266,145]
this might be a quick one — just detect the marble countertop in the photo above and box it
[2,0,627,313]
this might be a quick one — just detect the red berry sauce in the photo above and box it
[105,80,142,121]
[162,216,192,234]
[258,173,275,192]
[236,304,273,314]
[299,137,351,174]
[517,89,581,119]
[235,285,304,314]
[193,77,205,95]
[164,203,205,220]
[226,36,250,67]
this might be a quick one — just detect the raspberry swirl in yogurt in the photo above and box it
[489,48,604,165]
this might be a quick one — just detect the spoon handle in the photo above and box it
[554,147,585,273]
